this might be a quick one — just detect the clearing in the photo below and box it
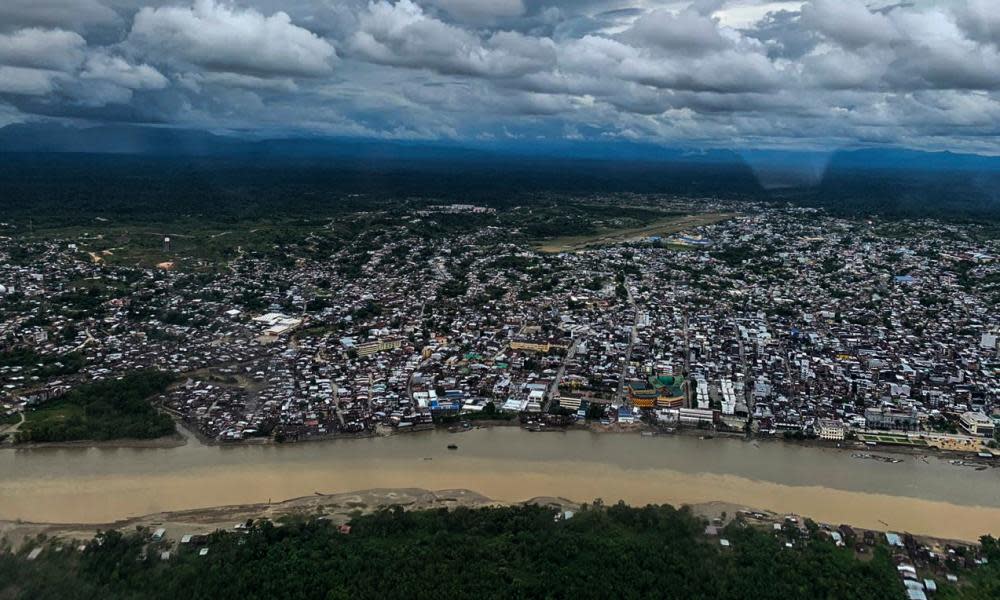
[534,212,734,253]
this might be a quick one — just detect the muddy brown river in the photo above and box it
[2,427,998,541]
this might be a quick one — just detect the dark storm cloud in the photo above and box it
[1,0,999,153]
[745,10,818,60]
[0,0,121,33]
[423,0,526,24]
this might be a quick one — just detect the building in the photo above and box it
[720,378,737,415]
[617,406,636,424]
[557,396,583,411]
[693,375,709,409]
[626,380,658,408]
[981,332,998,351]
[960,411,995,438]
[632,375,686,408]
[816,419,846,440]
[678,408,716,426]
[253,312,302,336]
[865,407,919,431]
[509,339,567,353]
[356,338,403,357]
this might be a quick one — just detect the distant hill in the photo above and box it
[0,122,753,165]
[0,123,243,156]
[1,122,998,220]
[825,147,1000,172]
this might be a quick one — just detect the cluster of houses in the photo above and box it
[0,204,997,453]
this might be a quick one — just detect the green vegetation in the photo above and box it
[434,402,514,424]
[856,433,927,446]
[939,536,1000,600]
[15,370,176,444]
[0,503,919,600]
[0,349,85,379]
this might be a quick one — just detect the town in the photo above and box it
[1,201,998,457]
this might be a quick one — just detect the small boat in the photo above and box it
[447,444,458,450]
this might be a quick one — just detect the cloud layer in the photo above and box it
[1,0,999,153]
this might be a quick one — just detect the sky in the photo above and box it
[1,0,999,153]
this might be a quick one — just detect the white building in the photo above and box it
[816,419,846,441]
[720,378,737,415]
[980,332,998,351]
[960,411,995,438]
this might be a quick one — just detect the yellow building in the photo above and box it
[656,394,685,409]
[510,339,567,353]
[357,338,403,357]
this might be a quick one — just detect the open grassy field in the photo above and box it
[533,212,735,253]
[20,401,86,431]
[857,433,927,446]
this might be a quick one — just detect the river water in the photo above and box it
[2,427,998,541]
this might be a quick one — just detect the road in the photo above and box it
[73,328,99,352]
[0,412,25,437]
[735,319,754,434]
[682,311,691,407]
[616,282,638,408]
[332,382,345,429]
[543,339,575,412]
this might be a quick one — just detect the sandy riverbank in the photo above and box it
[0,487,974,554]
[1,432,188,450]
[0,488,503,550]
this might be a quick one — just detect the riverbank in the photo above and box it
[2,411,993,464]
[1,431,187,450]
[0,488,498,551]
[0,487,978,554]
